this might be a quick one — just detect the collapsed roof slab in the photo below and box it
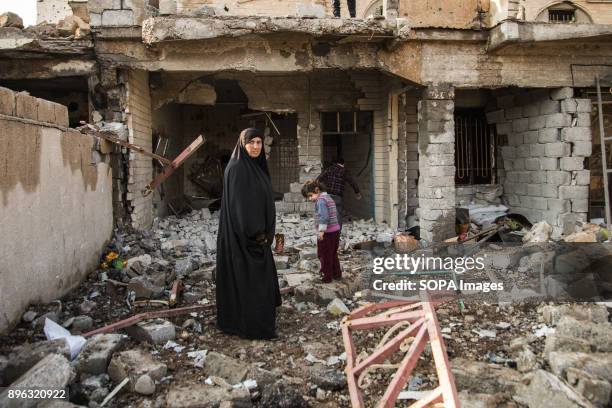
[141,16,398,45]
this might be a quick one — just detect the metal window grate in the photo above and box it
[455,109,495,185]
[549,9,575,23]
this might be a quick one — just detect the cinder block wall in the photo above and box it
[0,87,113,334]
[488,87,592,236]
[398,90,419,228]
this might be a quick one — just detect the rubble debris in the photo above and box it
[75,334,126,376]
[134,373,156,395]
[107,349,167,392]
[310,368,347,391]
[260,380,309,408]
[2,339,71,385]
[0,12,24,29]
[327,298,350,316]
[0,354,75,408]
[75,373,112,404]
[539,304,609,326]
[125,318,176,344]
[518,369,593,408]
[202,351,249,384]
[523,221,553,243]
[165,383,251,407]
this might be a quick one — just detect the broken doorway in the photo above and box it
[321,111,374,220]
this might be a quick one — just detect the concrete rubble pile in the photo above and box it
[453,303,612,408]
[0,11,91,39]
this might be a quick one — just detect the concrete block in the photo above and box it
[530,144,545,157]
[544,142,571,158]
[521,370,593,408]
[530,172,546,184]
[418,197,455,210]
[547,171,571,186]
[528,115,546,130]
[428,131,454,144]
[520,195,534,209]
[573,170,590,186]
[89,12,102,26]
[560,157,584,171]
[517,171,531,182]
[559,185,588,200]
[0,86,15,116]
[506,194,520,206]
[500,146,516,159]
[101,9,134,26]
[36,99,57,124]
[571,199,588,213]
[560,99,578,113]
[76,334,126,376]
[527,184,542,196]
[0,354,74,408]
[576,113,590,127]
[108,349,167,392]
[532,196,549,210]
[517,144,531,158]
[54,104,69,127]
[550,87,574,100]
[496,122,512,135]
[523,103,540,117]
[513,118,529,132]
[424,143,454,155]
[159,0,177,14]
[548,199,570,212]
[419,166,454,177]
[485,109,505,124]
[522,130,539,144]
[3,340,71,385]
[540,99,560,115]
[561,127,590,142]
[506,106,523,119]
[540,158,559,170]
[525,158,540,170]
[576,99,592,113]
[421,154,454,166]
[88,0,122,13]
[15,92,38,120]
[545,113,571,128]
[201,351,249,384]
[572,141,592,157]
[542,184,559,198]
[126,318,175,344]
[539,128,560,143]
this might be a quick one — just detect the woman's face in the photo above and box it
[245,137,263,158]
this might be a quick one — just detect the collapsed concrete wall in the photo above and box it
[0,87,113,334]
[489,87,592,237]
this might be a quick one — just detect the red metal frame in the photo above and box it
[341,290,459,408]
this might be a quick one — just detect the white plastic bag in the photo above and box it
[43,318,87,360]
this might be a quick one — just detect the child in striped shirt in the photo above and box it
[302,180,342,283]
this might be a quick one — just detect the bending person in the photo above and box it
[216,128,281,340]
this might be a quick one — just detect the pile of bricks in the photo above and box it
[276,182,312,213]
[490,87,592,237]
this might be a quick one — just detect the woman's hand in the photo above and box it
[318,231,325,241]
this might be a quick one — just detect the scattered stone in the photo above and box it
[134,374,156,395]
[274,255,289,270]
[79,300,97,314]
[0,354,75,408]
[566,367,611,407]
[76,334,126,376]
[3,339,71,384]
[519,369,592,408]
[74,373,111,403]
[539,304,609,326]
[523,221,552,243]
[127,254,152,268]
[516,347,538,373]
[22,311,37,323]
[126,318,176,344]
[299,248,318,260]
[555,316,612,352]
[564,231,597,243]
[127,276,165,299]
[260,380,308,408]
[310,368,346,391]
[32,312,60,330]
[174,257,194,277]
[107,349,167,392]
[202,352,249,384]
[165,383,251,407]
[458,391,503,408]
[70,316,94,333]
[451,358,522,396]
[285,273,314,287]
[547,352,612,383]
[326,298,350,316]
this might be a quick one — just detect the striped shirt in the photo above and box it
[316,164,360,198]
[315,193,340,233]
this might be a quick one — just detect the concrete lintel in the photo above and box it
[0,28,93,57]
[0,59,97,79]
[141,16,396,44]
[488,21,612,52]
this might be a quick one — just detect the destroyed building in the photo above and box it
[1,0,612,362]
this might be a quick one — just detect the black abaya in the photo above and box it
[215,129,281,339]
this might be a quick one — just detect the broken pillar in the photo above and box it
[417,84,456,242]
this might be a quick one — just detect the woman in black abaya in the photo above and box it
[216,128,281,339]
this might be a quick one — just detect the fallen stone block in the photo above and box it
[126,318,176,344]
[515,346,539,373]
[75,334,126,376]
[566,367,611,407]
[245,365,280,390]
[260,380,308,408]
[458,391,504,408]
[327,298,350,316]
[0,354,75,408]
[519,369,592,408]
[107,349,167,392]
[127,275,165,299]
[451,358,522,396]
[310,368,346,391]
[539,304,609,326]
[555,316,612,352]
[544,334,592,357]
[285,273,314,287]
[3,339,71,385]
[202,352,248,384]
[134,373,156,395]
[165,383,251,407]
[547,352,612,383]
